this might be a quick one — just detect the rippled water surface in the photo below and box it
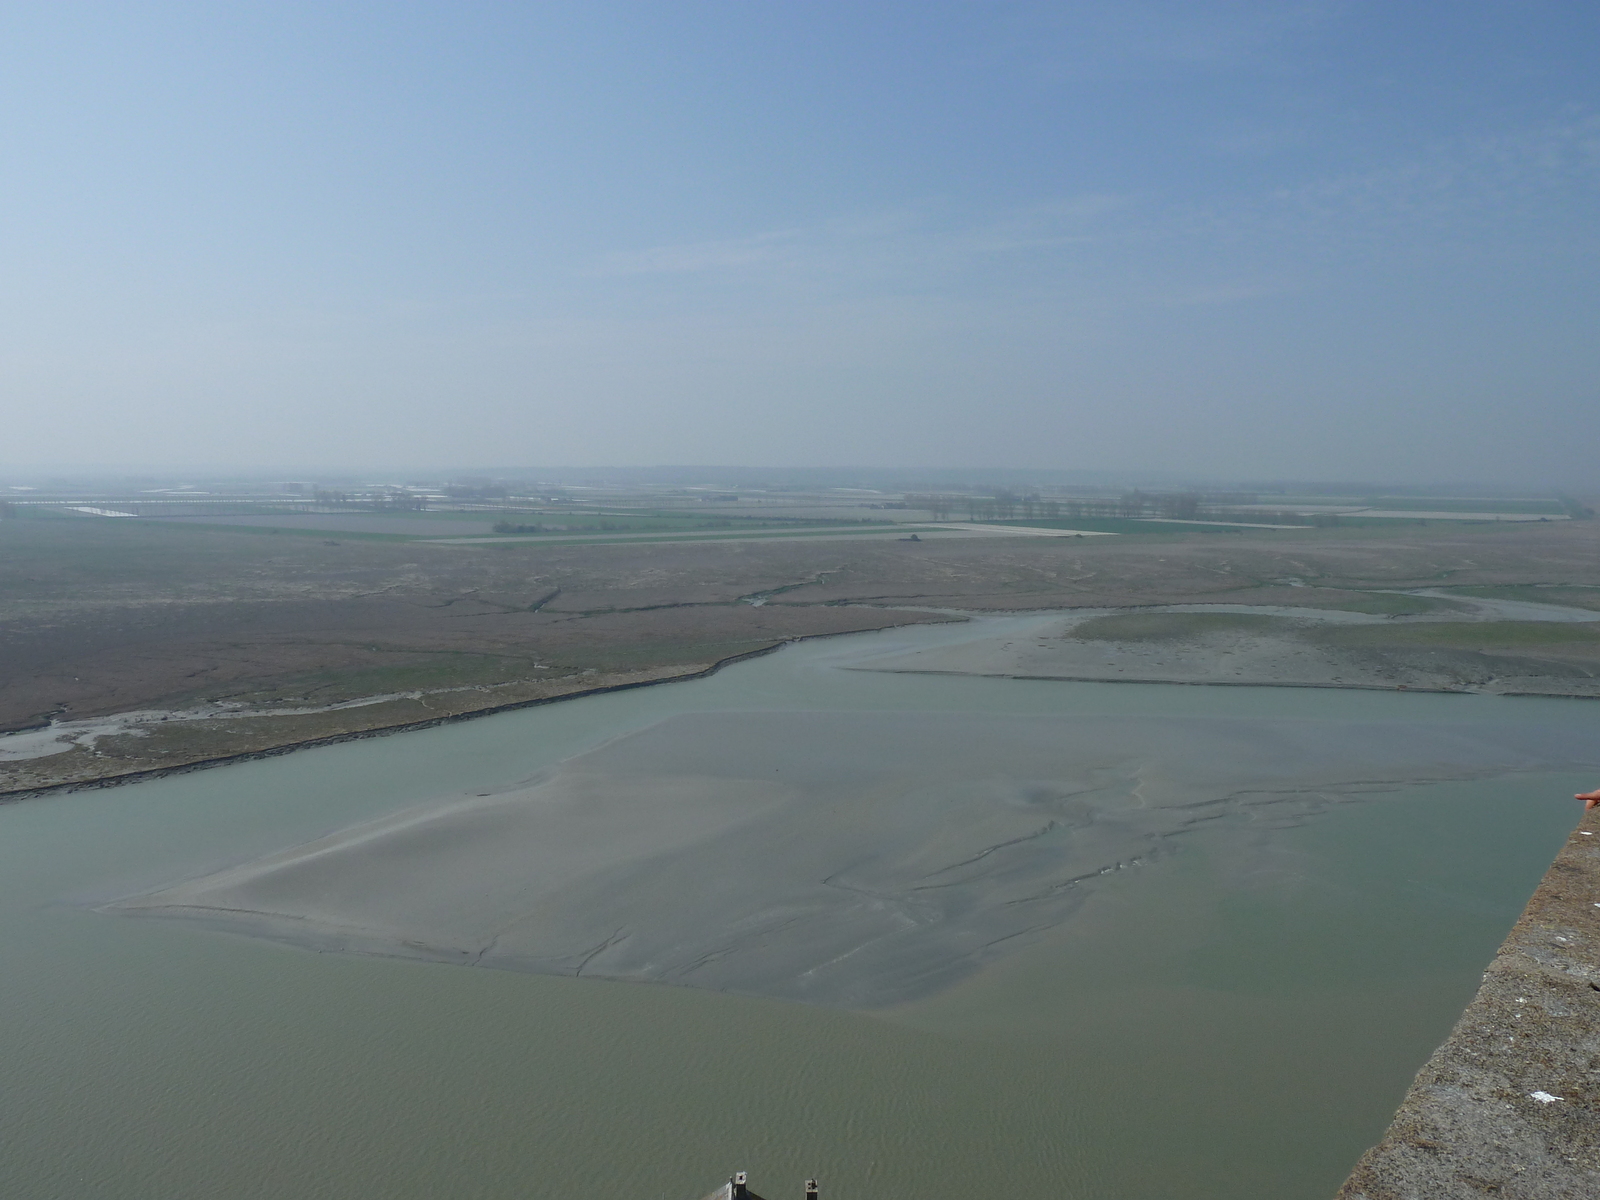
[1,615,1594,1199]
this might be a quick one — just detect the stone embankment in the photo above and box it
[1337,807,1600,1198]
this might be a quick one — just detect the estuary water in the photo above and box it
[1,614,1595,1200]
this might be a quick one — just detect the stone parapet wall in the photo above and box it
[1337,807,1600,1199]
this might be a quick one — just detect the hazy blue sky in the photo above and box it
[3,2,1596,481]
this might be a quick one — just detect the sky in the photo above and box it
[2,2,1597,482]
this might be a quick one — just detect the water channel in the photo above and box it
[1,614,1595,1199]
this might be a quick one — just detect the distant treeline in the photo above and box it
[313,489,427,511]
[491,520,627,534]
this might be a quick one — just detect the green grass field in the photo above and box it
[1287,591,1469,616]
[1356,497,1566,514]
[985,517,1268,535]
[476,524,914,547]
[1070,612,1291,640]
[1314,620,1600,649]
[1260,495,1565,515]
[1440,585,1600,612]
[477,509,867,536]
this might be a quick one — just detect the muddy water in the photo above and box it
[0,615,1593,1200]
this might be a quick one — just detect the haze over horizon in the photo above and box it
[4,3,1596,482]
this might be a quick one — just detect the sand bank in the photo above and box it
[848,600,1600,697]
[108,708,1599,1009]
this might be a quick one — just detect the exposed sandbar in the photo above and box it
[850,606,1600,697]
[108,709,1600,1009]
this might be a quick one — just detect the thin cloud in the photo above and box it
[593,196,1135,286]
[582,109,1597,324]
[1274,112,1600,236]
[992,0,1340,83]
[598,229,805,276]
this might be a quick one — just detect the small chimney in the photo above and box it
[804,1180,819,1199]
[731,1171,749,1200]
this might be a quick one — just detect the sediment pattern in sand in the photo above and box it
[109,709,1598,1008]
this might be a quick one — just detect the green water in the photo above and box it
[0,617,1591,1199]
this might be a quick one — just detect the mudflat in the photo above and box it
[108,706,1600,1008]
[853,602,1600,696]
